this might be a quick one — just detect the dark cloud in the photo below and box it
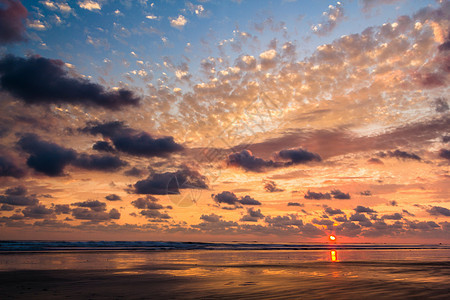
[140,209,171,219]
[0,195,38,206]
[0,0,27,44]
[381,213,403,220]
[304,190,331,200]
[439,149,450,160]
[367,158,383,165]
[0,55,140,109]
[212,191,239,205]
[264,180,284,192]
[388,200,398,206]
[435,98,449,113]
[124,167,145,177]
[131,196,163,210]
[82,121,183,157]
[402,209,415,217]
[443,136,450,143]
[54,204,71,214]
[360,190,372,196]
[312,218,334,229]
[0,204,14,211]
[18,133,128,175]
[239,195,261,205]
[226,150,277,172]
[354,205,377,214]
[287,202,304,207]
[264,214,304,227]
[200,213,221,223]
[5,185,27,196]
[92,141,116,153]
[212,191,261,206]
[349,213,372,227]
[378,150,421,161]
[72,207,120,222]
[277,148,321,165]
[22,205,55,219]
[240,208,264,222]
[427,206,450,217]
[72,154,128,171]
[133,167,208,195]
[18,133,77,176]
[330,189,350,199]
[71,200,107,212]
[105,194,121,201]
[325,207,344,215]
[0,155,25,178]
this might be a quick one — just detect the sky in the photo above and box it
[0,0,449,243]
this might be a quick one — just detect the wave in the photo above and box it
[0,240,449,252]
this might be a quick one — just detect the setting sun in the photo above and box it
[329,235,336,241]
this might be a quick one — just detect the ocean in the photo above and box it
[0,241,449,299]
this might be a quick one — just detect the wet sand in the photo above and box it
[1,249,449,299]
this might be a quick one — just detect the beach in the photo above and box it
[0,244,449,299]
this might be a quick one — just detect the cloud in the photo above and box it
[18,133,77,176]
[124,167,145,177]
[381,213,403,220]
[105,194,121,201]
[439,149,450,160]
[82,121,183,157]
[54,204,71,214]
[349,213,372,227]
[72,200,107,212]
[0,55,140,109]
[78,0,101,11]
[72,154,128,171]
[140,209,171,219]
[131,196,163,210]
[311,2,345,36]
[239,195,261,205]
[277,148,322,165]
[367,158,384,165]
[212,191,239,205]
[427,206,450,217]
[226,150,277,172]
[354,205,377,213]
[378,150,421,161]
[287,202,304,207]
[200,213,221,223]
[435,97,449,113]
[264,180,284,192]
[325,207,344,215]
[0,0,28,44]
[304,190,331,200]
[212,191,261,206]
[133,167,208,195]
[169,15,187,29]
[5,185,27,196]
[240,208,264,222]
[0,155,25,178]
[92,141,116,153]
[1,204,14,211]
[72,208,120,222]
[22,204,55,219]
[0,195,38,206]
[330,189,350,199]
[18,134,126,176]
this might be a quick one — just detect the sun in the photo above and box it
[329,235,336,241]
